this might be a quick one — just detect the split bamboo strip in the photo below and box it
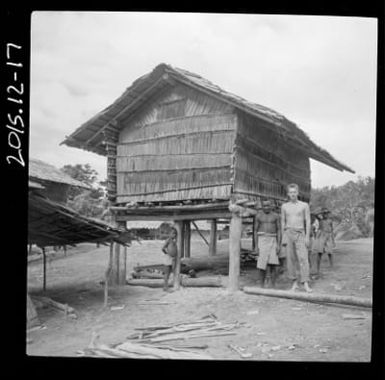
[119,113,236,143]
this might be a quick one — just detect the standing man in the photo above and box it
[314,208,335,274]
[255,200,281,288]
[281,184,312,292]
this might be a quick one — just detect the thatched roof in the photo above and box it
[29,180,45,190]
[29,158,91,189]
[61,63,354,173]
[28,192,130,247]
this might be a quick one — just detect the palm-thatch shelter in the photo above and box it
[29,158,90,203]
[61,63,354,290]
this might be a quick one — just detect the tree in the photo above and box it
[61,163,105,200]
[310,176,375,238]
[67,191,109,219]
[61,163,108,219]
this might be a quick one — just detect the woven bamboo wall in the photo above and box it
[116,85,236,203]
[119,84,233,141]
[233,112,311,201]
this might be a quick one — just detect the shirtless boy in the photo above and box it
[161,227,177,291]
[281,183,312,292]
[255,200,281,288]
[313,208,335,274]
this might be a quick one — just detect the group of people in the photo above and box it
[254,183,335,292]
[160,183,335,293]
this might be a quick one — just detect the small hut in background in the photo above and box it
[29,158,90,203]
[62,63,354,291]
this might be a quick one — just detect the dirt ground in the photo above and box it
[27,237,373,361]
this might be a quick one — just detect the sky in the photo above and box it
[30,12,377,189]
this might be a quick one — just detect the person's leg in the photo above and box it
[328,253,334,268]
[163,265,171,291]
[295,234,312,292]
[259,269,267,287]
[286,233,299,290]
[316,252,321,274]
[270,265,277,288]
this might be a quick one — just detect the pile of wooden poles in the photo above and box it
[126,314,243,343]
[79,314,243,359]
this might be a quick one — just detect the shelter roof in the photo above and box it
[29,158,91,189]
[28,193,130,247]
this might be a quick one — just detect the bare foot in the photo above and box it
[262,281,268,289]
[290,282,299,292]
[303,282,313,293]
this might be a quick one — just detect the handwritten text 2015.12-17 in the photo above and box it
[6,42,25,168]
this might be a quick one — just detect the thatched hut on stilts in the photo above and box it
[61,63,354,291]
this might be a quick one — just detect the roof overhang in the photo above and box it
[28,193,131,247]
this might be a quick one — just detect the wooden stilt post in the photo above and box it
[104,241,114,308]
[174,221,184,290]
[123,245,127,284]
[42,247,47,292]
[209,219,217,256]
[111,221,127,286]
[252,215,256,251]
[114,242,121,285]
[228,213,242,292]
[184,221,191,258]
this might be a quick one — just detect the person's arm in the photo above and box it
[162,238,170,254]
[304,204,311,247]
[276,214,281,246]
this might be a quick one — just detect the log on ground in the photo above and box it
[243,287,372,308]
[181,255,229,272]
[127,277,223,288]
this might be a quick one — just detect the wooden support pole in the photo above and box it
[209,219,217,256]
[173,221,184,290]
[42,247,47,292]
[123,245,127,283]
[228,213,242,292]
[114,242,121,285]
[104,242,114,308]
[184,221,191,258]
[252,216,256,251]
[192,221,209,246]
